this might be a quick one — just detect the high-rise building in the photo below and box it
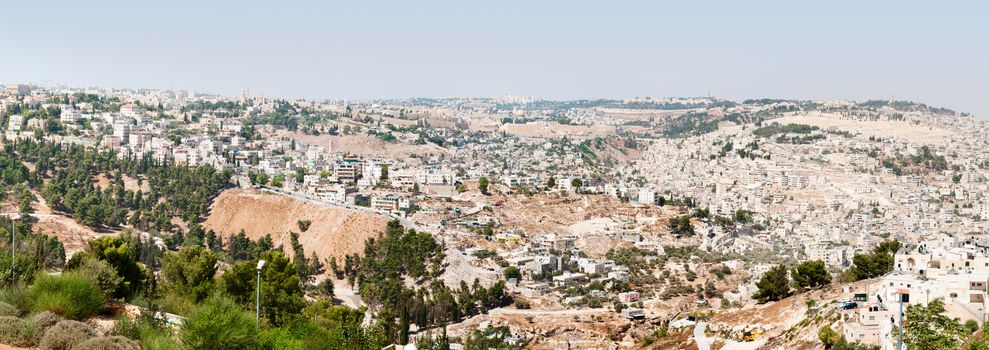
[4,84,31,95]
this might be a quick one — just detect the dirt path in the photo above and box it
[694,321,710,350]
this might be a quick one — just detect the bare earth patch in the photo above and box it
[203,189,390,260]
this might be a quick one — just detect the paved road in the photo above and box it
[1,212,62,219]
[694,321,710,350]
[257,186,430,232]
[441,248,499,287]
[333,280,363,309]
[488,307,610,316]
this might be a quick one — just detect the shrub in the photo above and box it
[138,330,181,350]
[73,336,141,350]
[0,315,31,347]
[0,284,29,311]
[180,296,258,350]
[39,320,95,350]
[258,322,317,350]
[111,315,141,340]
[71,257,124,296]
[73,236,148,299]
[112,305,180,350]
[28,273,106,320]
[161,246,217,304]
[297,220,312,232]
[0,301,20,317]
[965,319,980,334]
[818,325,839,348]
[30,311,64,343]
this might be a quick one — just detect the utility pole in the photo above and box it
[256,260,266,325]
[897,296,902,350]
[254,269,261,325]
[897,291,908,350]
[10,217,14,283]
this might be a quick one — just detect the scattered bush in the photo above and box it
[161,246,218,306]
[297,220,312,232]
[71,236,148,299]
[138,331,182,350]
[965,319,980,334]
[71,257,124,296]
[180,296,258,350]
[27,273,106,320]
[258,322,320,349]
[0,284,29,311]
[315,279,334,298]
[0,315,31,347]
[110,302,177,350]
[0,301,20,317]
[39,320,95,350]
[73,336,141,350]
[30,311,65,343]
[110,315,141,340]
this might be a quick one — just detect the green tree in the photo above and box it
[818,325,840,348]
[752,264,791,303]
[221,251,305,326]
[668,215,695,236]
[503,266,521,280]
[300,301,386,350]
[161,246,217,303]
[846,240,902,281]
[205,229,222,251]
[463,326,520,350]
[270,173,285,187]
[254,172,269,186]
[227,230,254,261]
[903,299,965,350]
[297,220,312,232]
[478,177,489,195]
[289,231,324,284]
[71,236,147,299]
[546,177,556,189]
[792,260,832,290]
[570,178,583,189]
[181,296,258,350]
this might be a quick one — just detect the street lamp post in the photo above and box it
[256,260,266,325]
[9,216,14,283]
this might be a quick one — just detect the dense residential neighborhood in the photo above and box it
[2,81,988,349]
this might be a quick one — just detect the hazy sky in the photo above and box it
[2,1,987,117]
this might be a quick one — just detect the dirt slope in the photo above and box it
[3,195,112,258]
[203,189,389,261]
